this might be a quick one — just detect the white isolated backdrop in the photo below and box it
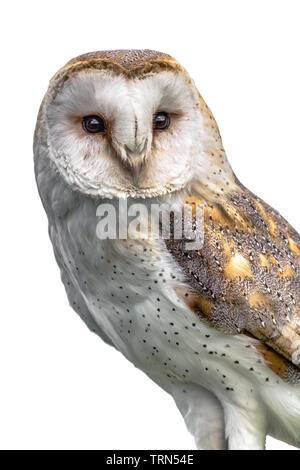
[0,0,299,450]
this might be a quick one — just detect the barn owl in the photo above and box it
[34,49,300,450]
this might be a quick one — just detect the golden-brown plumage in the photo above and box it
[35,49,300,449]
[166,186,300,382]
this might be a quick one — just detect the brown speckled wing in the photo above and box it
[165,184,300,382]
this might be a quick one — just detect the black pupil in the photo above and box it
[154,112,170,130]
[82,115,106,133]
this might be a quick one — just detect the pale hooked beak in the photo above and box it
[126,154,146,182]
[122,141,149,183]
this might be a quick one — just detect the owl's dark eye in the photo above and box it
[82,115,106,134]
[153,112,170,130]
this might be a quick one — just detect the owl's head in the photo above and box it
[36,50,236,200]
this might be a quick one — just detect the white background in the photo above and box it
[0,0,299,450]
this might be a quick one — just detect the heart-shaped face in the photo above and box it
[37,49,236,200]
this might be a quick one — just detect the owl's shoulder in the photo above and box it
[165,186,300,380]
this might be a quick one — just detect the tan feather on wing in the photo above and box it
[166,186,300,380]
